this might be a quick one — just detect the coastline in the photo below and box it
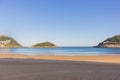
[0,54,120,63]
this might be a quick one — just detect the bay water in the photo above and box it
[0,47,120,56]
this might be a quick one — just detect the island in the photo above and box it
[0,35,22,48]
[96,35,120,48]
[32,42,57,48]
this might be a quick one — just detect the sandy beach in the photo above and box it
[0,54,120,63]
[0,54,120,80]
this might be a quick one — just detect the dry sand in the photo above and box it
[0,54,120,80]
[0,54,120,63]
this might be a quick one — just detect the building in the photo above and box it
[0,40,11,48]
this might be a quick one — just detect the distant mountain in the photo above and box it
[0,35,22,48]
[96,35,120,48]
[32,42,57,48]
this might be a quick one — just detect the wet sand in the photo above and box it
[0,54,120,80]
[0,58,120,80]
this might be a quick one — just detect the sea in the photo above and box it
[0,47,120,56]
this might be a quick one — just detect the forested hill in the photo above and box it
[32,42,57,48]
[96,35,120,48]
[0,35,22,48]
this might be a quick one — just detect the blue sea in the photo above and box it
[0,47,120,56]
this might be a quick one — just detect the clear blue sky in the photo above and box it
[0,0,120,46]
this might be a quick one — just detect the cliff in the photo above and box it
[96,35,120,48]
[0,35,22,48]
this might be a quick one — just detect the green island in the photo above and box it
[1,34,120,48]
[96,35,120,48]
[32,42,57,48]
[0,35,22,48]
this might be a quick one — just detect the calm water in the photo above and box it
[0,47,120,56]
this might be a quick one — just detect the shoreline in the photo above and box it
[0,54,120,63]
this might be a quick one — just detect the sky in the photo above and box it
[0,0,120,46]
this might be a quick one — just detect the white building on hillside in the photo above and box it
[0,40,11,48]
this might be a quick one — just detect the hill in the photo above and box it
[96,35,120,48]
[32,42,57,48]
[0,35,22,48]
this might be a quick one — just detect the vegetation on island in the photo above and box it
[32,42,57,48]
[104,35,120,42]
[0,35,22,48]
[96,35,120,48]
[1,34,120,48]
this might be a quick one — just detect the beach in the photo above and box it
[0,54,120,63]
[0,54,120,80]
[1,0,120,79]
